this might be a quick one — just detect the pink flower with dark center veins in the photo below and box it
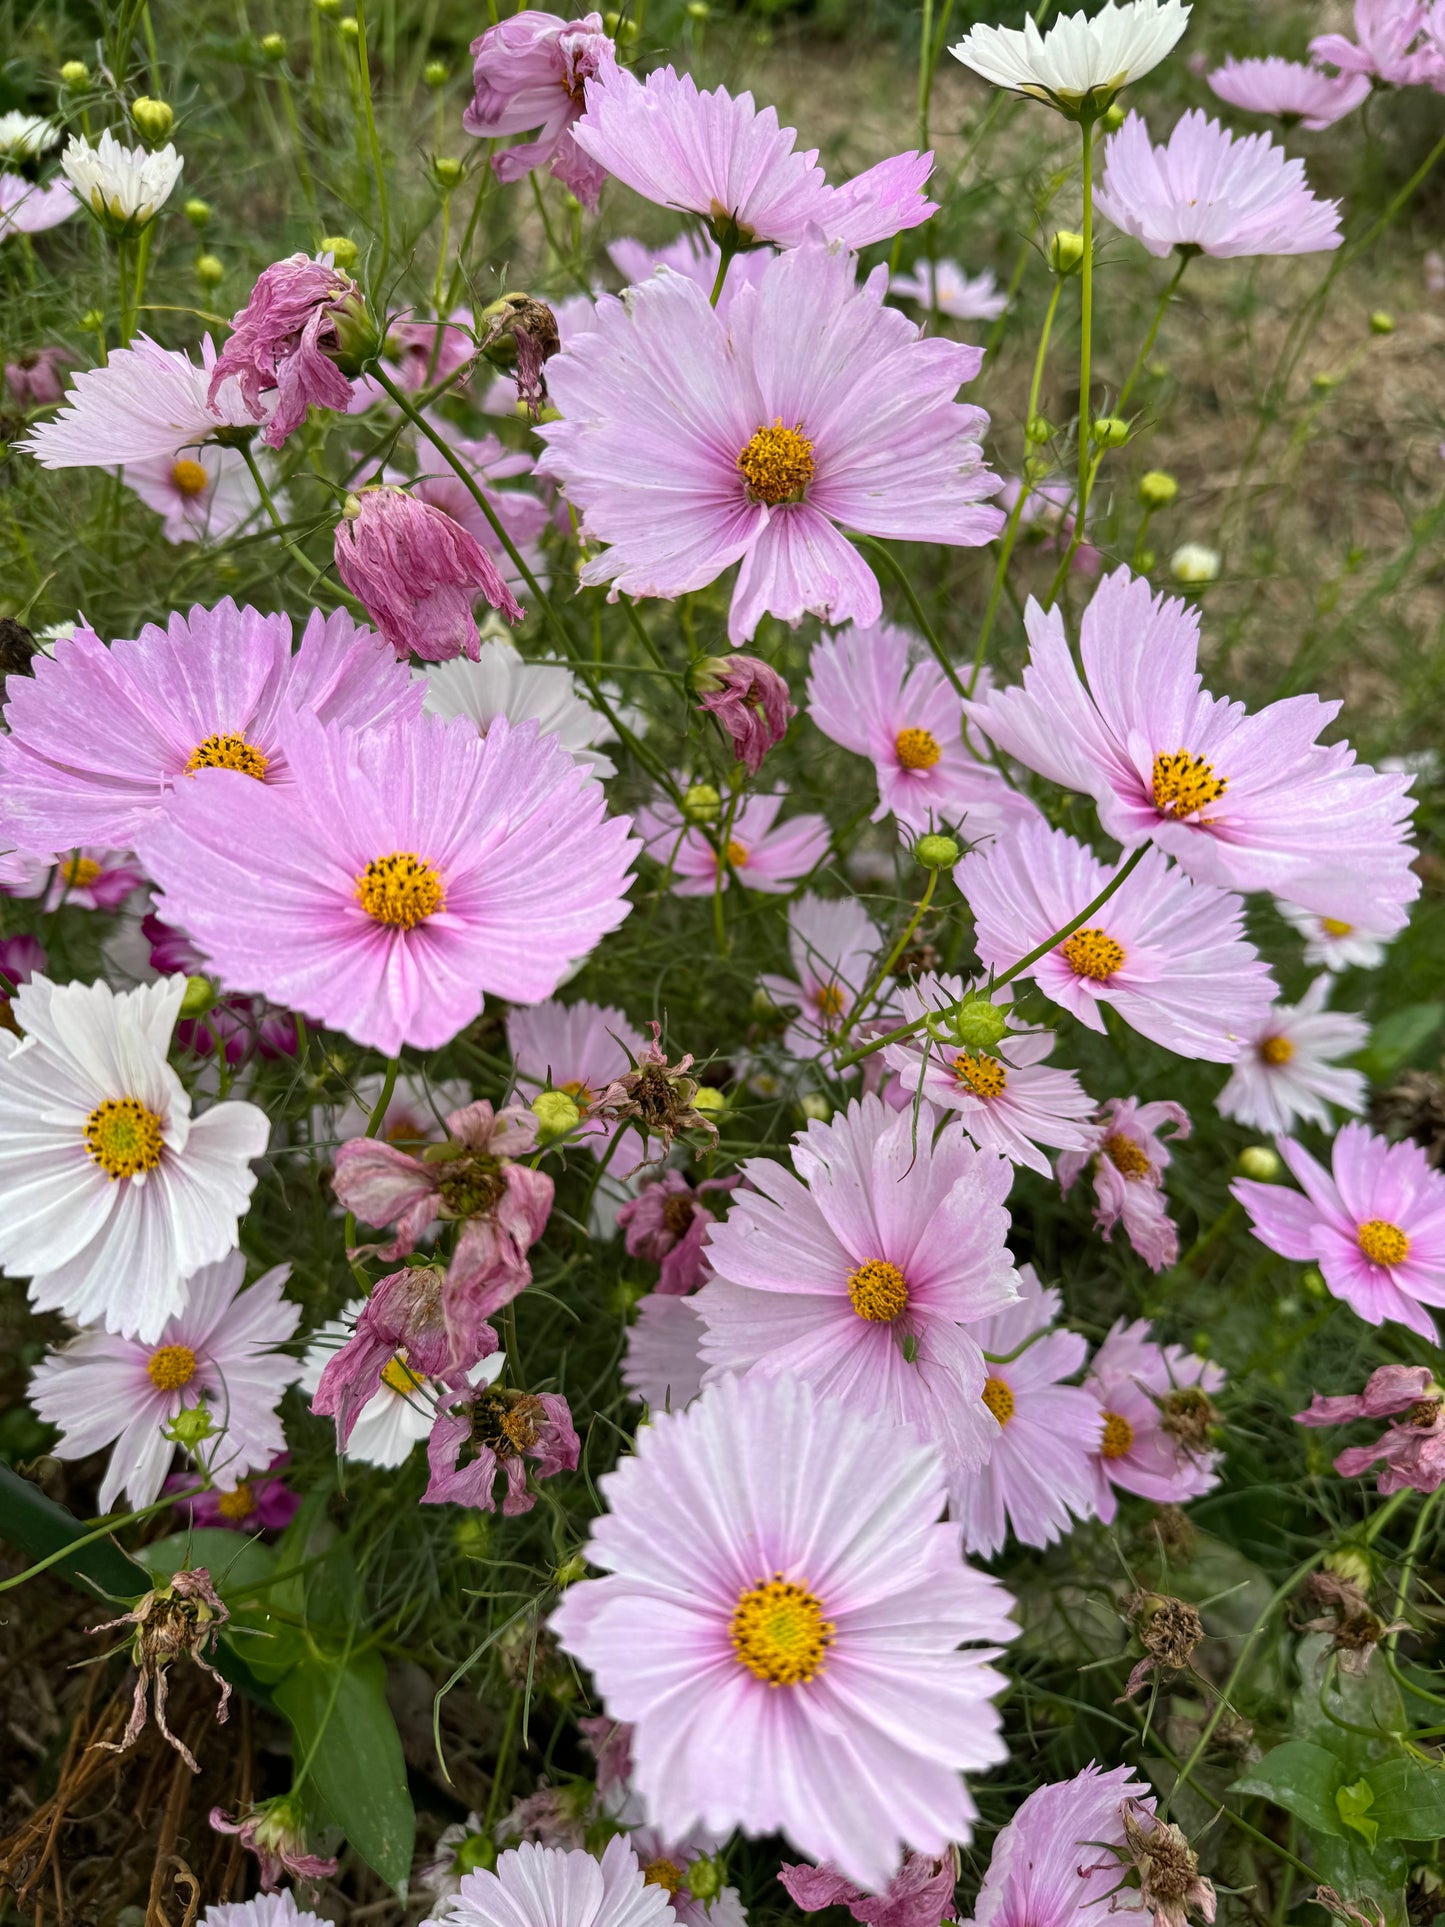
[1057,1096,1191,1272]
[1084,1318,1225,1524]
[209,1795,338,1892]
[210,251,371,447]
[1296,1364,1445,1494]
[463,11,617,208]
[1310,0,1442,86]
[4,343,72,404]
[780,1851,958,1927]
[90,1567,230,1774]
[1205,58,1371,130]
[424,1381,579,1514]
[334,486,524,662]
[617,1169,740,1294]
[695,654,794,776]
[637,788,830,897]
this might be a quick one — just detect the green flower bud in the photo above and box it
[424,58,450,87]
[751,986,782,1021]
[687,1858,725,1903]
[260,31,287,59]
[531,1089,581,1139]
[314,0,340,10]
[1138,469,1178,510]
[914,833,960,870]
[941,991,1010,1054]
[319,233,358,269]
[681,782,721,824]
[60,60,90,88]
[1101,101,1126,131]
[178,973,216,1017]
[80,308,104,331]
[1138,547,1157,571]
[1300,1265,1327,1300]
[1169,542,1221,585]
[456,1833,496,1874]
[692,1085,726,1114]
[686,1,710,17]
[1092,414,1130,448]
[1049,229,1085,275]
[183,196,213,228]
[1311,369,1339,394]
[1323,1545,1373,1590]
[1025,414,1052,444]
[195,252,224,288]
[1369,310,1394,336]
[799,1093,831,1122]
[432,155,464,190]
[167,1403,215,1447]
[131,96,175,143]
[1236,1144,1280,1181]
[553,1552,588,1588]
[338,14,360,36]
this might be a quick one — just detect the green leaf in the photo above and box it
[1232,1740,1345,1838]
[274,1652,414,1891]
[1313,1834,1409,1927]
[1358,1003,1445,1083]
[0,1463,149,1602]
[135,1528,276,1599]
[1336,1779,1379,1848]
[1364,1757,1445,1842]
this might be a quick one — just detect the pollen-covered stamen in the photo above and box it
[147,1344,198,1391]
[813,983,846,1020]
[86,1096,165,1179]
[60,854,102,888]
[1259,1034,1294,1066]
[1357,1218,1409,1267]
[729,1573,835,1686]
[381,1354,424,1396]
[737,419,815,506]
[981,1376,1015,1425]
[217,1482,257,1522]
[642,1861,686,1895]
[356,851,446,930]
[895,727,942,770]
[1151,748,1228,821]
[1322,917,1353,938]
[1062,926,1126,981]
[724,840,749,869]
[847,1258,908,1323]
[1101,1410,1135,1459]
[185,731,271,780]
[953,1052,1007,1099]
[1103,1132,1151,1180]
[170,457,210,497]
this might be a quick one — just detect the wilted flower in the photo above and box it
[1296,1570,1406,1673]
[209,1795,338,1892]
[780,1853,957,1927]
[335,485,524,660]
[617,1170,739,1294]
[1086,1319,1224,1521]
[303,1289,496,1465]
[60,129,182,232]
[91,1567,231,1773]
[1120,1591,1205,1700]
[950,0,1192,115]
[477,292,561,417]
[1116,1801,1216,1927]
[694,655,794,776]
[595,1022,721,1162]
[211,252,371,446]
[424,1381,579,1514]
[1058,1097,1191,1272]
[462,12,617,208]
[1296,1363,1445,1494]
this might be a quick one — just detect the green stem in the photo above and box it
[835,868,937,1045]
[709,243,736,308]
[1115,252,1188,417]
[854,536,962,697]
[1075,114,1095,532]
[366,1057,400,1138]
[353,0,392,285]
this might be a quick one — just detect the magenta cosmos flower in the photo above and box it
[965,1763,1153,1927]
[1095,112,1342,258]
[0,598,419,860]
[422,1838,674,1927]
[537,243,1003,644]
[966,569,1416,907]
[20,334,273,469]
[463,12,617,208]
[550,1371,1016,1892]
[136,710,639,1056]
[424,1379,578,1514]
[1085,1319,1224,1523]
[1310,0,1442,85]
[759,891,880,1056]
[1206,58,1371,130]
[1215,976,1368,1134]
[638,788,830,896]
[1232,1121,1445,1340]
[694,1094,1020,1507]
[958,821,1274,1062]
[334,486,524,661]
[1296,1365,1445,1496]
[6,344,72,406]
[1057,1096,1191,1272]
[508,996,645,1155]
[210,252,368,447]
[169,1455,299,1532]
[617,1170,739,1294]
[574,66,935,253]
[0,845,144,912]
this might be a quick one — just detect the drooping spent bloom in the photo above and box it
[1205,57,1371,129]
[781,1854,957,1927]
[593,1022,720,1163]
[622,1294,708,1410]
[550,1371,1016,1891]
[424,1380,579,1514]
[637,789,829,897]
[1085,1318,1225,1523]
[950,1,1192,114]
[299,1292,494,1466]
[1216,977,1367,1134]
[1058,1097,1191,1272]
[402,433,551,592]
[0,975,268,1340]
[136,710,639,1057]
[1095,112,1342,258]
[808,621,1033,839]
[964,1764,1152,1927]
[509,998,646,1155]
[538,243,1003,645]
[122,442,269,546]
[60,130,182,232]
[965,568,1416,905]
[463,12,617,208]
[958,821,1275,1062]
[1310,0,1442,86]
[0,598,421,859]
[420,1837,674,1927]
[695,1095,1020,1507]
[1296,1364,1445,1495]
[91,1568,230,1774]
[694,655,794,777]
[1277,899,1402,971]
[883,974,1095,1176]
[1232,1121,1445,1340]
[758,891,880,1058]
[891,258,1007,321]
[335,486,523,661]
[425,642,617,778]
[29,1253,298,1513]
[573,65,935,251]
[0,171,77,238]
[1117,1802,1217,1927]
[617,1170,740,1294]
[210,252,370,447]
[0,845,144,911]
[167,1455,299,1532]
[4,344,72,404]
[209,1795,338,1893]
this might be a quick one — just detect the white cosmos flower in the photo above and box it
[1277,900,1398,972]
[0,974,269,1340]
[1216,976,1369,1134]
[0,112,60,162]
[422,642,618,777]
[60,129,182,231]
[951,0,1191,112]
[21,334,269,469]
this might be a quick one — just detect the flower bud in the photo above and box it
[914,832,960,870]
[1092,414,1130,448]
[319,232,358,269]
[195,252,224,288]
[1137,548,1155,571]
[692,1085,726,1114]
[1236,1144,1280,1181]
[315,0,340,9]
[687,1858,725,1903]
[681,782,721,824]
[1169,542,1221,585]
[1369,310,1394,336]
[553,1552,588,1588]
[799,1093,831,1122]
[424,58,450,87]
[432,155,464,190]
[1311,369,1338,394]
[1323,1545,1373,1590]
[945,991,1010,1054]
[1022,453,1053,486]
[532,1089,581,1140]
[80,307,104,331]
[1101,101,1126,131]
[687,0,710,15]
[60,60,90,88]
[1049,229,1085,275]
[260,31,287,58]
[457,1832,497,1874]
[167,1403,215,1447]
[130,96,175,143]
[179,973,216,1017]
[1301,1265,1327,1300]
[338,14,360,37]
[751,986,781,1021]
[1138,468,1178,509]
[183,195,212,228]
[1025,414,1052,444]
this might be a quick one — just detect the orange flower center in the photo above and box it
[1357,1219,1409,1267]
[981,1376,1015,1425]
[953,1052,1007,1098]
[148,1344,198,1391]
[1062,927,1126,981]
[216,1483,257,1521]
[86,1096,164,1179]
[1259,1034,1294,1066]
[847,1258,908,1323]
[356,852,445,929]
[1101,1410,1135,1459]
[895,727,942,770]
[170,457,211,497]
[61,854,102,887]
[737,420,815,505]
[1103,1133,1151,1179]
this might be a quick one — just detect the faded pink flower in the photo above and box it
[781,1853,957,1927]
[616,1169,740,1294]
[334,486,524,661]
[0,845,144,912]
[1310,0,1442,85]
[0,171,77,239]
[1205,57,1371,130]
[695,654,794,776]
[637,789,830,897]
[463,11,617,208]
[1057,1096,1191,1272]
[1296,1364,1445,1494]
[209,1796,338,1892]
[1085,1318,1225,1524]
[210,252,369,447]
[579,1714,635,1797]
[424,1382,579,1514]
[621,1294,708,1411]
[4,343,72,404]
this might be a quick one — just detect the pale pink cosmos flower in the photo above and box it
[5,344,72,404]
[1085,1318,1225,1523]
[20,334,273,468]
[963,1764,1153,1927]
[1232,1120,1445,1340]
[550,1371,1016,1892]
[334,486,524,661]
[1296,1364,1445,1494]
[781,1853,957,1927]
[424,641,618,779]
[808,622,1036,839]
[891,258,1008,321]
[136,710,639,1057]
[122,443,269,546]
[0,598,420,860]
[621,1293,708,1410]
[463,12,617,208]
[695,1094,1020,1509]
[1277,898,1402,971]
[421,1838,674,1927]
[961,1265,1103,1558]
[758,891,880,1057]
[1310,0,1442,85]
[617,1170,740,1294]
[1205,58,1371,129]
[320,1069,471,1149]
[0,170,77,236]
[509,997,645,1156]
[424,1381,579,1514]
[695,654,794,777]
[965,569,1416,907]
[624,1824,746,1927]
[537,243,1003,645]
[209,1797,337,1894]
[637,788,830,897]
[210,252,367,447]
[573,64,935,250]
[1216,977,1368,1134]
[958,821,1275,1062]
[884,974,1095,1176]
[203,1897,329,1927]
[1058,1096,1191,1272]
[1095,111,1342,258]
[29,1251,299,1514]
[0,845,144,912]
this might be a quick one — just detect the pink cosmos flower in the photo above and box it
[573,65,936,250]
[122,443,268,546]
[1205,58,1371,129]
[424,1381,579,1514]
[0,933,45,998]
[694,1094,1020,1508]
[621,1293,708,1410]
[5,344,72,404]
[20,334,273,468]
[463,12,617,208]
[0,170,77,237]
[808,622,1035,839]
[0,845,144,911]
[1296,1364,1445,1494]
[958,821,1274,1062]
[0,598,420,860]
[758,891,880,1057]
[695,654,794,777]
[210,252,367,447]
[616,1170,740,1294]
[637,789,830,897]
[1232,1121,1445,1340]
[891,258,1008,322]
[136,710,639,1056]
[386,310,476,391]
[1095,112,1342,258]
[781,1853,957,1927]
[422,1837,674,1927]
[1278,898,1402,970]
[167,1454,300,1532]
[1057,1096,1191,1272]
[1310,0,1441,85]
[964,1763,1153,1927]
[960,1266,1103,1558]
[884,974,1095,1175]
[622,1824,745,1927]
[29,1252,299,1514]
[404,434,551,593]
[1216,977,1368,1134]
[965,569,1416,907]
[537,243,1002,645]
[209,1796,338,1893]
[1085,1318,1225,1523]
[550,1371,1016,1892]
[509,997,645,1156]
[334,486,524,661]
[580,1715,635,1799]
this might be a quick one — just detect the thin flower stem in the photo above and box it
[0,1487,204,1597]
[353,0,393,285]
[712,787,741,959]
[1115,252,1188,417]
[237,442,335,593]
[709,243,736,308]
[834,867,937,1046]
[854,536,963,697]
[365,1057,400,1139]
[1075,114,1095,533]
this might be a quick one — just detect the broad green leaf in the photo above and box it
[135,1528,276,1598]
[1336,1779,1379,1847]
[1365,1757,1445,1842]
[1358,1003,1445,1083]
[0,1463,149,1602]
[1313,1834,1409,1927]
[275,1651,415,1891]
[1232,1739,1345,1838]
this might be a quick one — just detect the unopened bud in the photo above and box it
[60,60,90,88]
[1323,1545,1373,1589]
[692,1085,725,1114]
[1049,229,1085,275]
[1237,1144,1280,1181]
[799,1093,831,1122]
[424,58,450,87]
[183,196,212,228]
[315,0,340,10]
[1025,414,1052,444]
[319,233,358,269]
[553,1552,588,1588]
[531,1089,581,1139]
[432,155,464,190]
[1311,369,1339,394]
[195,252,224,288]
[914,832,959,869]
[751,987,781,1021]
[1301,1265,1327,1300]
[1369,310,1394,336]
[687,0,710,16]
[1138,468,1178,510]
[338,13,360,37]
[260,31,287,58]
[341,491,364,521]
[130,96,174,142]
[687,1858,724,1903]
[167,1403,215,1447]
[456,1832,497,1874]
[80,307,104,331]
[1101,100,1126,131]
[951,991,1011,1054]
[681,782,721,824]
[179,973,216,1017]
[1092,414,1130,448]
[1022,453,1052,486]
[1170,542,1221,585]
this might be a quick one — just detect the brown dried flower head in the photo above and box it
[1119,1800,1217,1927]
[1120,1591,1205,1701]
[594,1021,720,1166]
[90,1566,231,1773]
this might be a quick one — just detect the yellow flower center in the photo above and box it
[1152,748,1228,821]
[642,1860,685,1895]
[847,1258,908,1323]
[729,1574,834,1686]
[147,1344,198,1391]
[85,1096,164,1180]
[1259,1034,1294,1066]
[216,1482,257,1522]
[1101,1410,1134,1459]
[185,731,271,780]
[170,457,211,497]
[1103,1132,1151,1180]
[895,727,942,770]
[981,1376,1015,1425]
[813,983,846,1019]
[380,1355,424,1395]
[1357,1219,1409,1267]
[60,854,102,887]
[1322,917,1353,938]
[559,1077,593,1115]
[737,419,815,505]
[1061,927,1126,982]
[953,1052,1007,1099]
[725,840,749,869]
[356,852,446,930]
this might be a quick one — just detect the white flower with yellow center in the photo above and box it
[0,974,269,1340]
[0,112,60,163]
[951,0,1191,115]
[60,129,183,233]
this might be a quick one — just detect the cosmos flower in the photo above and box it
[0,112,60,163]
[694,654,794,778]
[757,891,880,1057]
[208,1796,337,1894]
[1058,1096,1191,1272]
[0,846,145,912]
[1232,1121,1445,1340]
[20,334,274,468]
[510,998,646,1156]
[695,1094,1020,1506]
[384,309,477,391]
[0,170,77,237]
[463,12,617,208]
[167,1454,299,1532]
[538,243,1002,645]
[1310,0,1442,86]
[424,642,618,778]
[1085,1318,1225,1523]
[621,1294,709,1411]
[1215,977,1368,1134]
[964,1764,1154,1927]
[1095,112,1342,258]
[1205,57,1371,130]
[421,1838,674,1927]
[890,258,1008,321]
[334,485,524,660]
[424,1380,579,1513]
[617,1171,740,1295]
[0,974,268,1340]
[202,1895,329,1927]
[136,710,639,1056]
[60,130,182,231]
[4,344,72,404]
[1277,899,1403,971]
[550,1371,1016,1891]
[608,233,774,316]
[637,790,830,897]
[121,443,270,546]
[950,0,1192,114]
[210,252,369,447]
[299,1296,499,1467]
[1296,1364,1445,1495]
